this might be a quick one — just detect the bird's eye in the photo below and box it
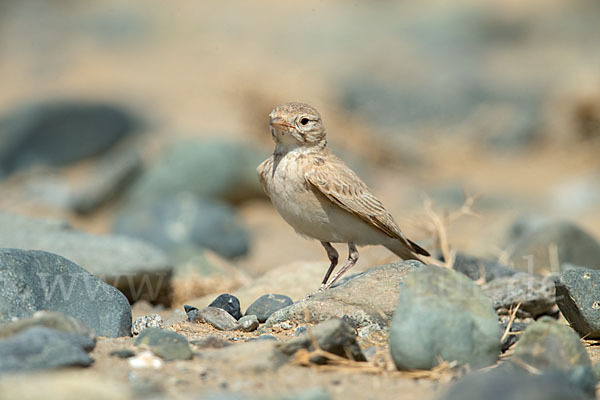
[300,118,309,126]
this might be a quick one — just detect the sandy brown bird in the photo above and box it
[257,102,429,291]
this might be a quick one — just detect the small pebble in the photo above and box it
[209,294,242,320]
[129,351,163,369]
[110,349,136,359]
[236,315,259,332]
[132,314,164,335]
[295,326,308,336]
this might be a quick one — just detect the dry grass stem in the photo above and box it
[500,301,522,344]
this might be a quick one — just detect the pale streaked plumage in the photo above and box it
[257,102,429,291]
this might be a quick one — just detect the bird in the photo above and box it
[257,102,430,292]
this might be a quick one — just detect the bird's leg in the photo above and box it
[319,241,339,290]
[323,243,358,290]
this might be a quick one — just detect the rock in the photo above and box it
[266,261,423,328]
[390,266,501,370]
[246,294,293,323]
[209,294,242,320]
[440,369,595,400]
[555,269,600,339]
[0,326,94,372]
[0,248,132,338]
[190,336,231,349]
[125,139,265,204]
[0,213,172,305]
[128,350,164,369]
[134,328,192,361]
[236,315,259,332]
[184,305,200,321]
[276,319,366,363]
[70,148,142,214]
[481,273,556,317]
[508,220,600,274]
[0,310,94,340]
[452,252,517,282]
[191,307,239,331]
[110,349,136,359]
[508,316,593,388]
[132,314,164,335]
[0,100,136,176]
[113,195,249,260]
[0,371,133,400]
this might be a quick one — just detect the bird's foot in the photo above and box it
[304,285,327,300]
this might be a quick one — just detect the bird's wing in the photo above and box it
[305,154,410,242]
[256,157,273,197]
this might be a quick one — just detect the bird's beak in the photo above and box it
[269,117,292,131]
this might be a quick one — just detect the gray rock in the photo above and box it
[209,294,242,320]
[0,100,136,176]
[134,327,192,360]
[266,261,423,328]
[236,315,259,332]
[0,326,94,372]
[110,349,135,359]
[555,269,600,339]
[0,249,132,338]
[390,266,501,370]
[511,316,592,372]
[440,369,595,400]
[481,273,556,317]
[453,252,517,282]
[125,139,265,204]
[246,294,293,323]
[0,213,172,305]
[276,319,366,363]
[191,307,238,331]
[508,220,600,274]
[0,310,94,340]
[113,195,249,260]
[132,314,164,336]
[70,148,142,214]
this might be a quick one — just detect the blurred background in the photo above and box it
[1,0,600,304]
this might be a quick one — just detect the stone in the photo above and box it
[0,100,136,175]
[110,349,136,359]
[191,307,238,331]
[236,315,259,332]
[266,261,423,328]
[0,213,172,305]
[0,310,95,340]
[509,316,592,373]
[113,195,249,260]
[70,148,142,214]
[390,266,502,370]
[452,252,517,282]
[0,326,94,372]
[0,371,133,400]
[481,273,556,318]
[276,319,366,363]
[555,269,600,339]
[508,220,600,274]
[0,248,132,338]
[132,314,164,335]
[209,294,242,320]
[440,369,595,400]
[246,294,293,323]
[134,328,192,360]
[125,139,265,204]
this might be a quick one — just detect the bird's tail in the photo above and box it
[385,238,431,263]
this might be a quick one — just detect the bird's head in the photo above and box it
[269,102,326,150]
